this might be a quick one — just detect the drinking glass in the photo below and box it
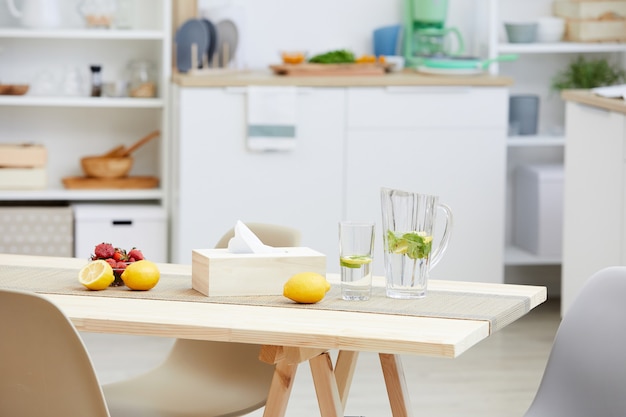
[339,222,375,301]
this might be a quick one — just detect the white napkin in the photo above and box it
[246,86,297,152]
[227,220,281,253]
[592,84,626,99]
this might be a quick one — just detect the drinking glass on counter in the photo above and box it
[339,221,375,301]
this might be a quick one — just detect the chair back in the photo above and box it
[524,266,626,417]
[0,289,110,417]
[214,222,302,249]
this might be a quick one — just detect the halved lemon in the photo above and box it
[78,260,115,290]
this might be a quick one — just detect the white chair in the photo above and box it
[523,266,626,417]
[103,223,302,417]
[0,288,111,417]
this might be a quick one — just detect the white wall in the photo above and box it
[197,0,480,69]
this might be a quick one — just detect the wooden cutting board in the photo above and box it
[270,63,392,76]
[62,176,159,189]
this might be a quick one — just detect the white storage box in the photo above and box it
[513,164,564,256]
[73,204,167,262]
[0,206,73,256]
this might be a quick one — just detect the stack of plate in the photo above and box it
[175,17,239,73]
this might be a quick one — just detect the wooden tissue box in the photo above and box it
[191,247,326,296]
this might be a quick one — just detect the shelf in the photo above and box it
[0,188,164,202]
[0,96,164,108]
[507,135,565,147]
[0,28,165,40]
[505,245,561,266]
[498,42,626,54]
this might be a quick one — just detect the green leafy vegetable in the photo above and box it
[308,49,356,64]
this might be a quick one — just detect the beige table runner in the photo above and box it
[0,265,529,332]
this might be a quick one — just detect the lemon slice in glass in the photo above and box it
[78,259,115,290]
[340,255,373,268]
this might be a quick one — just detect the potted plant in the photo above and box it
[551,55,626,91]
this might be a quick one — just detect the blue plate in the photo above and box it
[175,18,209,73]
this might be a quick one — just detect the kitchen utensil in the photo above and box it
[412,27,464,57]
[175,18,209,73]
[6,0,61,29]
[415,54,518,74]
[81,156,133,178]
[215,19,238,67]
[119,130,160,157]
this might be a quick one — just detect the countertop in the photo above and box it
[562,89,626,115]
[173,69,514,88]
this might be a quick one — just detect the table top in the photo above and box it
[0,254,546,359]
[173,69,514,88]
[562,89,626,114]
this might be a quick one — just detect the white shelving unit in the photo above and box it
[0,0,171,205]
[485,0,626,269]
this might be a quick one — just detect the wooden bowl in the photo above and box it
[8,84,29,95]
[81,156,133,179]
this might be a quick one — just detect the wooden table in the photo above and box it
[0,254,546,417]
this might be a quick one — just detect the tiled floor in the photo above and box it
[81,297,560,417]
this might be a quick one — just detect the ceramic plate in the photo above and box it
[175,18,209,73]
[201,18,218,67]
[215,19,239,67]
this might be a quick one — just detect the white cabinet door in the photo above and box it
[172,87,345,269]
[561,102,626,315]
[345,87,507,283]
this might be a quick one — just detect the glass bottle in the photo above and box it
[90,65,102,97]
[127,60,157,98]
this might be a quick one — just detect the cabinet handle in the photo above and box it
[385,86,472,94]
[225,87,313,95]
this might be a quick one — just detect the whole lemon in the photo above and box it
[121,260,160,290]
[283,272,331,304]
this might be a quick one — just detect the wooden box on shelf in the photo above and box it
[554,0,626,42]
[191,247,326,297]
[0,144,47,189]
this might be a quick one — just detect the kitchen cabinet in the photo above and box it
[172,76,509,283]
[345,87,507,282]
[561,91,626,316]
[482,0,626,271]
[171,86,346,268]
[0,0,171,206]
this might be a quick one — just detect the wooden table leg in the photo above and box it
[262,359,298,417]
[310,352,343,417]
[380,353,414,417]
[335,350,359,410]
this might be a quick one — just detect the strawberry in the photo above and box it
[128,248,144,261]
[113,248,127,261]
[116,260,128,270]
[94,242,115,259]
[105,258,117,269]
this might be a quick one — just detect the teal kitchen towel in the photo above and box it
[246,86,297,151]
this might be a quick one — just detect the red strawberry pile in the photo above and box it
[91,242,145,287]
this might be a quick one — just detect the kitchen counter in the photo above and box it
[561,89,626,114]
[173,69,514,87]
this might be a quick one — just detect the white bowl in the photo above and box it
[537,17,565,43]
[384,55,405,72]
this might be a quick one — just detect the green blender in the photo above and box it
[403,0,464,67]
